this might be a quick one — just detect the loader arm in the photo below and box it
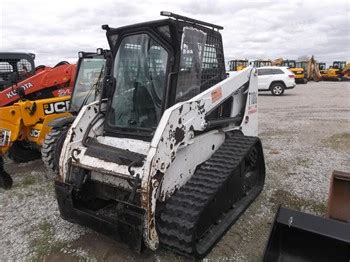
[0,63,76,107]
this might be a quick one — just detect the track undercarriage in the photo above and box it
[157,133,265,257]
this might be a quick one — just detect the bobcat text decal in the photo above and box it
[43,100,70,115]
[248,91,257,114]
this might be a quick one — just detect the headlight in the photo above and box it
[0,129,11,147]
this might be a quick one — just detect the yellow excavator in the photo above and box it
[296,57,322,82]
[275,59,307,84]
[321,61,349,81]
[228,59,248,71]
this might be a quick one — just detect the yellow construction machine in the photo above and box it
[278,59,307,84]
[321,61,349,81]
[228,59,248,71]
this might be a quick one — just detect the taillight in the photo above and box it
[289,75,295,78]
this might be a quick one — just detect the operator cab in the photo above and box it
[318,63,326,71]
[0,52,35,90]
[103,12,226,139]
[251,60,272,68]
[69,50,107,113]
[228,60,248,71]
[333,61,346,70]
[282,60,296,69]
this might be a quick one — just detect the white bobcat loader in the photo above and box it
[56,12,265,258]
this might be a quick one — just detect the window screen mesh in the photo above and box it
[176,27,225,103]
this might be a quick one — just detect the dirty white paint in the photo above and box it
[59,67,259,250]
[96,136,150,156]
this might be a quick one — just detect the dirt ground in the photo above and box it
[1,81,349,261]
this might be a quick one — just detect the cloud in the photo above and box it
[0,0,349,66]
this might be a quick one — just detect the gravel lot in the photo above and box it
[1,81,349,261]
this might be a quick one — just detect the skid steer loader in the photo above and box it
[0,52,36,91]
[41,49,107,173]
[55,12,265,258]
[0,61,76,189]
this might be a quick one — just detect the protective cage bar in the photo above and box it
[160,11,224,30]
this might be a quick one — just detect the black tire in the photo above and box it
[270,82,285,96]
[0,156,13,189]
[41,126,69,173]
[303,78,308,84]
[8,141,41,163]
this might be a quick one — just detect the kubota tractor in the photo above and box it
[41,49,107,173]
[55,12,265,258]
[0,58,76,189]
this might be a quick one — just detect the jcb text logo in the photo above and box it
[43,101,70,115]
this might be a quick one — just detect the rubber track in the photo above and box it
[157,135,259,257]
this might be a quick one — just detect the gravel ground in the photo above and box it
[0,81,349,261]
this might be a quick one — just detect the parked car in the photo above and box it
[257,66,296,96]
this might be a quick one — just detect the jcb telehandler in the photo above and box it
[41,49,107,173]
[55,12,265,258]
[0,57,76,189]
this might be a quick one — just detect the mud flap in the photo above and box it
[55,180,145,252]
[263,207,350,262]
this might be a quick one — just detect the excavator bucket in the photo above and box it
[327,170,350,222]
[263,207,350,262]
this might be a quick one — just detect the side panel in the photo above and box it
[141,67,258,249]
[0,96,71,155]
[0,106,22,154]
[159,130,225,201]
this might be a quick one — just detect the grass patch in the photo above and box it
[295,156,311,168]
[259,130,293,138]
[269,149,280,155]
[21,176,37,187]
[322,132,350,151]
[267,161,289,174]
[30,221,67,261]
[270,189,326,215]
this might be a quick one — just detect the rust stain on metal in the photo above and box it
[211,86,222,103]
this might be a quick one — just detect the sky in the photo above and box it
[0,0,349,67]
